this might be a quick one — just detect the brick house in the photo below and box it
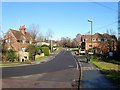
[4,25,35,62]
[81,33,117,54]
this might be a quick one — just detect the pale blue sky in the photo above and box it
[2,2,118,40]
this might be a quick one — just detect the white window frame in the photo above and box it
[92,38,96,42]
[89,45,92,48]
[5,40,8,43]
[30,41,32,44]
[23,40,25,44]
[8,39,10,43]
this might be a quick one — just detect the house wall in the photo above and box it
[85,42,99,50]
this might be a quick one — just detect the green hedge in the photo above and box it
[42,47,50,56]
[7,49,16,62]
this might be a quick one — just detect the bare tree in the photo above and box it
[27,24,39,40]
[46,28,54,52]
[0,25,3,40]
[71,38,78,48]
[36,32,43,42]
[110,29,116,35]
[76,33,82,46]
[46,28,53,41]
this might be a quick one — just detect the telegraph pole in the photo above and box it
[88,19,93,48]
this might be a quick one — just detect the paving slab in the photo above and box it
[75,55,117,89]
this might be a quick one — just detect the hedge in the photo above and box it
[42,47,50,56]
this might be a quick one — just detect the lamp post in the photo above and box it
[88,19,93,48]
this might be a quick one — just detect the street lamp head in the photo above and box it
[88,19,92,22]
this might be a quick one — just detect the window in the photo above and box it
[26,41,29,43]
[5,40,8,43]
[23,40,25,44]
[89,45,92,48]
[105,39,107,41]
[30,41,32,44]
[17,40,22,42]
[98,38,101,41]
[17,40,20,42]
[92,38,96,41]
[8,39,10,43]
[8,48,11,50]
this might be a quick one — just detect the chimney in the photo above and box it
[19,25,26,34]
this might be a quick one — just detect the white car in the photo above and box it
[80,50,85,54]
[88,51,94,55]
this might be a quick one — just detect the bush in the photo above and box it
[26,45,36,61]
[42,47,50,56]
[91,54,102,61]
[25,59,31,64]
[7,49,16,62]
[35,46,42,55]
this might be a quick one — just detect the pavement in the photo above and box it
[73,54,117,89]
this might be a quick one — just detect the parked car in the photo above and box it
[80,49,85,55]
[88,50,94,55]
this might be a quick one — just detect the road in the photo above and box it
[2,50,79,88]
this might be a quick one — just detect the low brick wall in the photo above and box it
[35,53,45,58]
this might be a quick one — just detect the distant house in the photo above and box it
[4,25,35,62]
[81,33,117,54]
[37,41,50,46]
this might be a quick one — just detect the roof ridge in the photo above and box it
[10,29,19,32]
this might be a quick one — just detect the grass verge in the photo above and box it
[91,59,120,88]
[70,48,79,51]
[35,56,46,61]
[0,62,22,66]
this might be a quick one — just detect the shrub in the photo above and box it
[25,59,31,64]
[35,46,42,55]
[26,45,35,61]
[7,49,16,62]
[42,47,50,56]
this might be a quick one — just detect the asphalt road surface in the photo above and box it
[2,50,78,88]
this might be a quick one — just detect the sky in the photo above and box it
[1,2,118,40]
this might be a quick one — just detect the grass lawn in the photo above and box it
[35,56,46,61]
[91,59,120,88]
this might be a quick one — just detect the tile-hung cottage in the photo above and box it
[4,25,34,62]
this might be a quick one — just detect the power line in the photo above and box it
[94,21,118,32]
[92,2,119,13]
[89,2,118,32]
